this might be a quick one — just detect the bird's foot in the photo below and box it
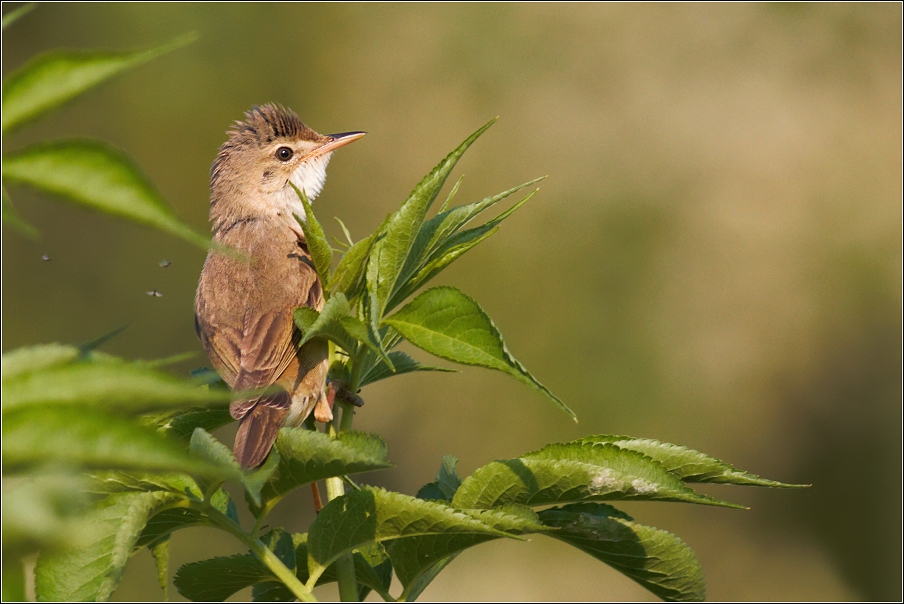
[329,380,365,407]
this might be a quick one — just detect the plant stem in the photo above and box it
[187,500,316,602]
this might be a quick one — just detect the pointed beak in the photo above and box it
[304,131,367,160]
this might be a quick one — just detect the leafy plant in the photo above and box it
[2,7,805,602]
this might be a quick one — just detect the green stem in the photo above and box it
[187,500,316,602]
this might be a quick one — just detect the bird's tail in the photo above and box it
[233,391,290,468]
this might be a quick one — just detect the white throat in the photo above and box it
[276,152,332,222]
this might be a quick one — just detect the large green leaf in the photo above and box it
[306,487,518,584]
[291,184,333,290]
[2,139,209,248]
[1,354,231,413]
[189,428,277,506]
[359,350,454,388]
[255,428,393,515]
[2,34,196,133]
[2,406,220,475]
[294,293,391,366]
[366,119,496,326]
[576,435,807,488]
[390,179,542,309]
[383,286,576,420]
[34,491,181,602]
[538,503,706,602]
[452,442,741,509]
[174,553,272,601]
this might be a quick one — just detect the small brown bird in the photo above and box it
[195,104,365,468]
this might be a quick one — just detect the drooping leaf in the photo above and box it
[34,491,181,602]
[2,185,38,238]
[255,428,393,514]
[452,442,742,509]
[1,3,35,30]
[150,536,170,600]
[291,184,332,290]
[2,140,209,248]
[384,286,576,420]
[538,502,706,602]
[174,553,272,602]
[398,554,458,602]
[1,355,232,413]
[2,406,221,475]
[2,33,197,133]
[366,119,496,326]
[575,435,808,488]
[359,350,454,388]
[392,178,543,310]
[306,487,518,585]
[135,489,238,548]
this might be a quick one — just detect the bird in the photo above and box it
[194,104,365,468]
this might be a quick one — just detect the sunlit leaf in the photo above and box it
[575,435,808,488]
[295,293,392,366]
[291,184,332,290]
[189,428,275,506]
[2,139,209,247]
[2,33,197,133]
[384,286,576,420]
[452,442,742,509]
[330,230,377,301]
[1,343,80,380]
[539,503,706,602]
[34,491,182,602]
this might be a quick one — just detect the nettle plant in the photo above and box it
[2,10,803,602]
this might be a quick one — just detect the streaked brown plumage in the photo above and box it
[195,104,364,468]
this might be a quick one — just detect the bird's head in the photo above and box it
[209,103,364,230]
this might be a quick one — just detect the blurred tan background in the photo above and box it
[2,3,901,601]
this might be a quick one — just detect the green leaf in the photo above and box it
[438,174,464,213]
[306,486,518,585]
[330,230,377,301]
[388,505,542,595]
[2,185,38,238]
[2,33,197,133]
[398,555,458,602]
[359,350,454,388]
[35,491,182,602]
[255,428,393,514]
[384,286,576,421]
[2,406,220,475]
[2,3,35,30]
[392,178,543,310]
[136,490,237,548]
[575,435,808,488]
[366,119,496,326]
[150,537,170,600]
[2,139,209,248]
[294,293,392,367]
[1,561,26,603]
[189,428,274,506]
[174,553,272,601]
[153,405,234,443]
[294,535,394,600]
[436,455,462,500]
[291,184,332,290]
[88,471,202,498]
[452,442,742,509]
[538,503,706,602]
[1,353,232,413]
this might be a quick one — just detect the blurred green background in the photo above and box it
[2,3,901,601]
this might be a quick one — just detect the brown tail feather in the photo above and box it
[233,395,289,468]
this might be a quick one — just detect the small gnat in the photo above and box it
[146,289,163,297]
[630,478,658,495]
[41,254,51,261]
[159,259,172,268]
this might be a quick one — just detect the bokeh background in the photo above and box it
[2,3,901,601]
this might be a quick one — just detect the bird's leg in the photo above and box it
[310,482,324,514]
[328,379,365,407]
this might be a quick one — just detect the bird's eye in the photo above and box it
[276,147,293,161]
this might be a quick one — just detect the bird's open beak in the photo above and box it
[304,131,367,161]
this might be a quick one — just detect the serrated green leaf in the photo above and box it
[2,3,35,30]
[2,185,38,238]
[438,174,464,213]
[453,442,742,509]
[1,355,232,413]
[295,293,391,367]
[2,33,196,133]
[306,486,518,585]
[294,533,394,599]
[150,536,170,600]
[153,405,234,443]
[291,184,332,290]
[174,553,272,601]
[436,455,462,500]
[384,286,576,421]
[366,119,496,327]
[35,490,181,602]
[2,406,220,475]
[135,490,236,549]
[389,505,542,594]
[255,428,393,514]
[538,502,706,602]
[88,471,201,498]
[415,482,447,502]
[189,428,274,505]
[252,581,295,602]
[2,139,209,248]
[392,179,543,310]
[576,435,808,488]
[359,350,454,388]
